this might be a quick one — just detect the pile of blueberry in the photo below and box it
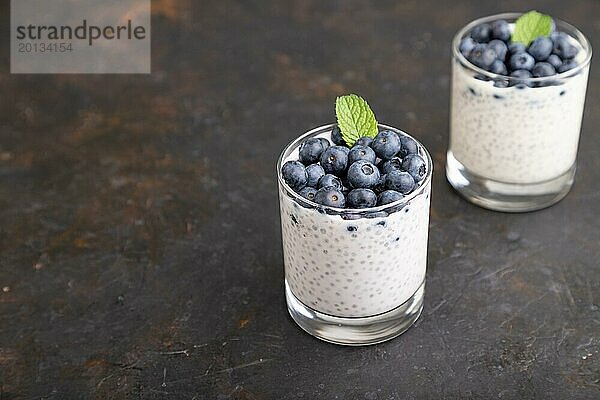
[460,19,580,86]
[281,126,427,210]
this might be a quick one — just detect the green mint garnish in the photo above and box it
[511,10,553,46]
[335,94,378,147]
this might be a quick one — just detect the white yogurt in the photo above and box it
[449,40,590,184]
[279,131,431,318]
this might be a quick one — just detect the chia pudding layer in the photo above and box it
[449,20,591,184]
[278,126,432,318]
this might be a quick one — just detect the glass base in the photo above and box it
[446,151,576,212]
[285,280,424,346]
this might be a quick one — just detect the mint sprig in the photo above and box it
[511,10,553,46]
[335,94,378,147]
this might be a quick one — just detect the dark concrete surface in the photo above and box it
[0,0,599,398]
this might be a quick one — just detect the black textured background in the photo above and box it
[0,1,599,399]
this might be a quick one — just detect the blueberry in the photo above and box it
[509,51,535,71]
[340,174,351,190]
[401,154,427,183]
[509,69,533,87]
[348,144,376,164]
[373,173,387,193]
[355,137,373,147]
[468,44,497,69]
[488,39,508,61]
[550,31,561,41]
[532,62,555,77]
[398,136,418,158]
[508,42,526,55]
[459,37,476,58]
[380,157,403,174]
[489,59,508,75]
[371,130,401,160]
[305,163,325,187]
[471,23,491,43]
[347,188,377,209]
[553,34,578,59]
[281,160,307,191]
[377,190,404,205]
[330,125,345,146]
[493,78,509,88]
[491,19,511,41]
[558,59,578,73]
[314,187,345,208]
[320,145,348,175]
[510,69,532,79]
[299,137,327,165]
[347,160,380,189]
[385,170,415,194]
[298,186,317,201]
[318,138,331,151]
[317,173,343,190]
[527,36,553,61]
[546,54,563,70]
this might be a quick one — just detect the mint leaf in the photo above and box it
[335,94,378,147]
[511,10,553,46]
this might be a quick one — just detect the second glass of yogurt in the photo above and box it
[278,124,433,346]
[447,13,592,211]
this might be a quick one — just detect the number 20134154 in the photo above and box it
[17,42,73,53]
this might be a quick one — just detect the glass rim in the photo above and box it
[276,123,433,215]
[452,12,593,83]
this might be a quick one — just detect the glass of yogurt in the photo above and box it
[447,13,592,212]
[277,124,433,345]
